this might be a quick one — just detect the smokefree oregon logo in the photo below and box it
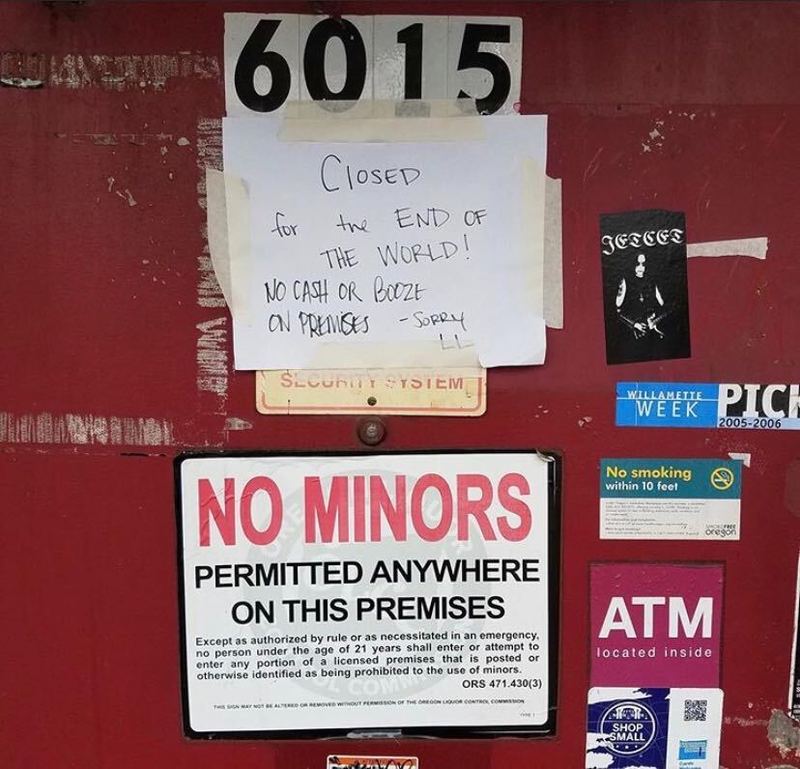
[598,699,657,756]
[709,466,735,491]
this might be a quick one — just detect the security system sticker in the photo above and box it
[257,368,486,416]
[600,459,742,540]
[617,382,800,429]
[586,687,723,769]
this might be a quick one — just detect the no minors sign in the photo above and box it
[175,451,559,738]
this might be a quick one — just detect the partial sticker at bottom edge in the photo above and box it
[587,687,723,769]
[328,756,418,769]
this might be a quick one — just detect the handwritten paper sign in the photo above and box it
[222,115,547,370]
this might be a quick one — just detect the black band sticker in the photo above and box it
[601,210,691,365]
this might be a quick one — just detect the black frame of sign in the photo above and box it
[174,448,561,739]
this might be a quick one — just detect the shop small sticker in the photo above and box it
[586,687,723,768]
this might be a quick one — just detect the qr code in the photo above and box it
[684,699,708,722]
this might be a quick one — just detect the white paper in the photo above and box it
[222,115,547,370]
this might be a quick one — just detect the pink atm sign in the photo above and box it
[590,563,723,687]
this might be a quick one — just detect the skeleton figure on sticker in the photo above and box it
[615,253,669,339]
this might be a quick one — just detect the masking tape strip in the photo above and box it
[205,168,233,308]
[306,340,479,369]
[543,177,564,329]
[279,117,485,142]
[282,98,480,120]
[278,99,485,143]
[522,158,546,322]
[687,237,768,260]
[224,171,251,321]
[206,168,250,319]
[728,452,751,467]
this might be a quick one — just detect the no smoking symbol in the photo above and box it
[710,467,735,491]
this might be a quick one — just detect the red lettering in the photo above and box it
[410,474,452,541]
[198,478,236,546]
[304,476,349,543]
[240,476,282,545]
[456,473,496,541]
[353,475,366,542]
[370,476,407,541]
[497,473,532,541]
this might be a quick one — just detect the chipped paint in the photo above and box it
[641,118,666,153]
[769,710,800,757]
[196,317,229,399]
[224,417,253,431]
[641,111,703,154]
[194,117,230,411]
[0,412,174,446]
[0,76,44,88]
[115,188,137,206]
[70,132,173,146]
[0,52,220,91]
[195,118,225,307]
[725,715,769,727]
[107,177,137,206]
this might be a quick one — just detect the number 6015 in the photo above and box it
[233,17,516,115]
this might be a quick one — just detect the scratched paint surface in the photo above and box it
[1,2,800,768]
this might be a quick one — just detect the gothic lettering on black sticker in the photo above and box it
[600,209,691,365]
